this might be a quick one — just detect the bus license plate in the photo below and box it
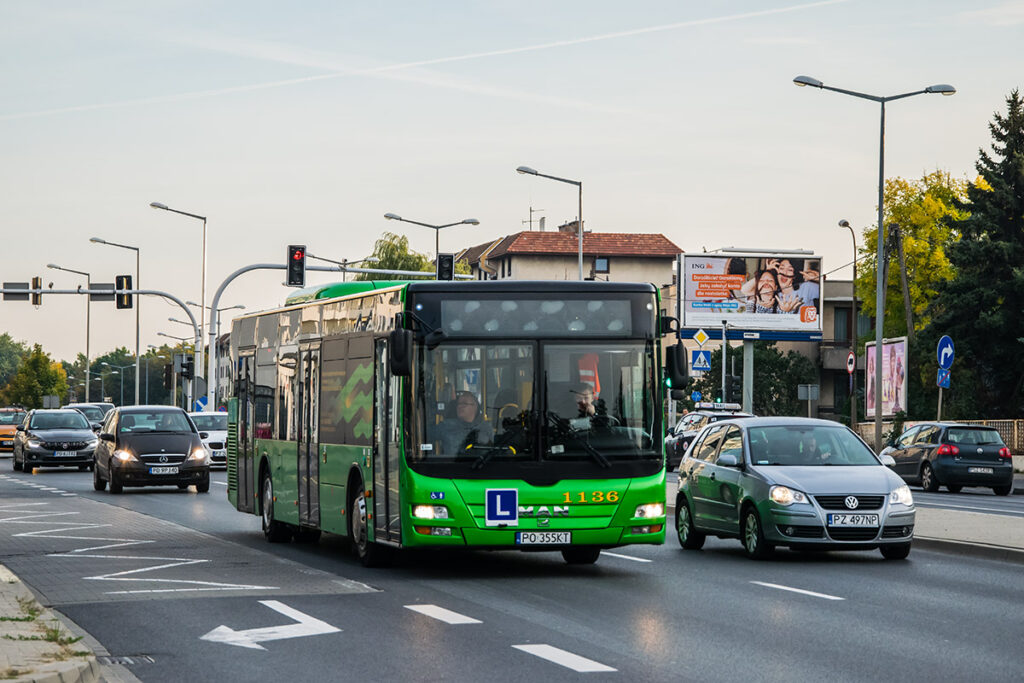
[149,466,179,475]
[54,451,78,457]
[827,514,879,527]
[515,531,571,545]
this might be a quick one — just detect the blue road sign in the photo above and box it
[937,368,951,389]
[691,350,712,372]
[485,489,518,527]
[937,335,955,370]
[691,390,702,402]
[193,396,208,412]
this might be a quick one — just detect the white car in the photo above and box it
[188,411,228,467]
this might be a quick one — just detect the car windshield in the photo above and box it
[29,412,89,430]
[947,428,1005,446]
[748,425,878,466]
[0,412,26,425]
[70,406,105,421]
[119,411,193,434]
[191,414,228,431]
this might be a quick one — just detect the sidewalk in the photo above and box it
[0,564,98,683]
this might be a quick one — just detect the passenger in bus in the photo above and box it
[438,392,494,454]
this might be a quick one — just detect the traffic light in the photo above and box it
[163,363,173,390]
[31,276,42,306]
[115,274,133,309]
[287,245,306,287]
[727,375,743,403]
[181,355,194,380]
[436,253,455,281]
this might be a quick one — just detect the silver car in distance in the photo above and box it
[675,417,915,560]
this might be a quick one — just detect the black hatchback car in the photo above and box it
[93,406,211,493]
[881,422,1014,495]
[666,404,753,468]
[12,409,98,471]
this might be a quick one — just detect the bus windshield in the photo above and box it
[411,340,657,469]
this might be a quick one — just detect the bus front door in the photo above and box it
[298,344,321,528]
[374,339,401,543]
[237,352,256,514]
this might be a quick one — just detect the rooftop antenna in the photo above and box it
[522,206,545,231]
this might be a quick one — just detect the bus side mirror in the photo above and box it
[389,328,413,377]
[659,316,678,337]
[666,344,689,390]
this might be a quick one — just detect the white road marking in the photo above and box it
[750,581,844,601]
[513,644,616,672]
[600,551,652,563]
[200,600,340,650]
[404,604,481,624]
[213,480,228,486]
[917,501,1023,515]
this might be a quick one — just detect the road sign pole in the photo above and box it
[721,320,728,402]
[937,387,943,421]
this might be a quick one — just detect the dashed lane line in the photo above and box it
[600,551,652,563]
[750,581,845,601]
[404,604,482,624]
[513,644,617,673]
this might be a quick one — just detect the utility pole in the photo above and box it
[522,206,544,231]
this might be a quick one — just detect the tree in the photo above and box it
[0,345,68,408]
[855,170,970,340]
[922,90,1024,417]
[356,232,434,281]
[0,333,28,389]
[688,342,818,416]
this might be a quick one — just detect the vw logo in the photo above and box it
[844,496,859,510]
[977,448,983,455]
[159,455,168,463]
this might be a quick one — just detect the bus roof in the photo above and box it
[284,280,416,306]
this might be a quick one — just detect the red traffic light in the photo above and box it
[292,249,305,260]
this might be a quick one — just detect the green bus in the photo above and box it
[226,279,683,565]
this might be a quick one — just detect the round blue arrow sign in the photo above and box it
[691,391,702,402]
[937,335,954,370]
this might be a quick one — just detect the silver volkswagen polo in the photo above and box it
[675,417,915,560]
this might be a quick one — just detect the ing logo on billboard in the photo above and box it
[799,306,818,323]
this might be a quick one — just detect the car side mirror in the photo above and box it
[666,428,674,437]
[92,423,102,432]
[16,425,25,432]
[717,453,740,467]
[99,433,115,442]
[880,454,896,467]
[199,431,209,440]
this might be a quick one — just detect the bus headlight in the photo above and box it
[634,503,664,518]
[413,505,449,520]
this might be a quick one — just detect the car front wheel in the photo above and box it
[742,507,773,560]
[92,464,106,491]
[675,495,706,550]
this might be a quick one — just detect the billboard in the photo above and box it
[865,337,908,418]
[681,253,822,332]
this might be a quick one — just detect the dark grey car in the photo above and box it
[12,409,97,471]
[676,417,915,560]
[880,422,1014,495]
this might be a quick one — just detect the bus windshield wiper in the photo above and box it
[546,412,610,468]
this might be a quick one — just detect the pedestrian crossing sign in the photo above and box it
[691,350,711,372]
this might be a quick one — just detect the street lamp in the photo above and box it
[839,219,858,430]
[186,301,244,409]
[101,364,126,406]
[47,263,91,402]
[90,237,141,404]
[307,254,379,282]
[794,75,955,451]
[383,213,479,268]
[150,201,208,396]
[517,165,584,280]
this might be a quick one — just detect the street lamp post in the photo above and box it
[307,254,378,282]
[102,362,134,406]
[90,237,141,404]
[157,333,193,409]
[839,219,858,431]
[187,301,244,409]
[516,165,584,280]
[150,201,207,408]
[794,75,955,451]
[382,213,479,270]
[47,264,91,402]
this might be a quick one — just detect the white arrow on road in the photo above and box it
[200,600,340,650]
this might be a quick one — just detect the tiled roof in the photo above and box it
[485,231,682,259]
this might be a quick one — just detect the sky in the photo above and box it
[1,0,1022,372]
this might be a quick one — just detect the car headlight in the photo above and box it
[189,448,209,462]
[27,439,42,449]
[769,485,809,506]
[412,505,449,520]
[634,503,664,518]
[889,485,914,506]
[114,450,136,463]
[85,436,98,446]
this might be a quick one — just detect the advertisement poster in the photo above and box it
[865,337,908,418]
[681,254,823,332]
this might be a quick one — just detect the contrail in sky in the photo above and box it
[1,0,848,122]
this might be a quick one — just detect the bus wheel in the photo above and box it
[561,547,601,565]
[349,488,388,567]
[261,473,292,543]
